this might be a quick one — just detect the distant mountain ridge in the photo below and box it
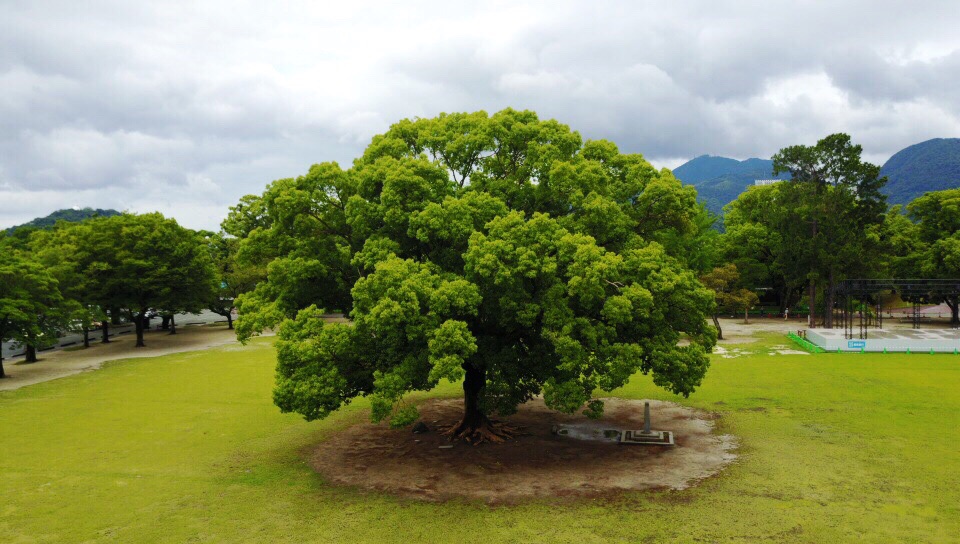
[880,138,960,206]
[5,208,122,234]
[672,155,789,215]
[673,138,960,215]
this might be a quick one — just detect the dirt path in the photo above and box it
[716,317,810,344]
[0,325,241,391]
[309,398,737,503]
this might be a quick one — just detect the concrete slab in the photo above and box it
[807,328,960,352]
[621,430,675,446]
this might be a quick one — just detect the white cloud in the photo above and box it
[1,0,960,230]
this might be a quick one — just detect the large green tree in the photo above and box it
[726,134,887,327]
[205,232,264,330]
[722,182,808,312]
[31,227,105,349]
[905,189,960,325]
[234,109,716,442]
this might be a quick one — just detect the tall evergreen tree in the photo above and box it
[770,134,887,326]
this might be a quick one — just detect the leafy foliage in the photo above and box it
[0,253,66,373]
[723,134,887,323]
[32,213,218,347]
[233,109,716,431]
[700,264,759,338]
[890,189,960,323]
[205,232,264,329]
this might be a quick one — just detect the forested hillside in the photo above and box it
[880,138,960,206]
[672,156,789,215]
[5,208,121,234]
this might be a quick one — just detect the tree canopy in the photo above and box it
[0,253,65,374]
[903,189,960,324]
[722,134,887,325]
[230,109,717,442]
[205,232,264,330]
[700,264,759,339]
[33,213,218,347]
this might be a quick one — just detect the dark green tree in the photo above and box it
[42,213,218,347]
[0,254,65,374]
[205,232,264,329]
[906,189,960,325]
[722,183,808,312]
[768,134,887,326]
[31,227,105,348]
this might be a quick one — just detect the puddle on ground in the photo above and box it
[768,344,810,356]
[712,345,752,358]
[552,423,622,442]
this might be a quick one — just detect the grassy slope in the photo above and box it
[1,335,958,543]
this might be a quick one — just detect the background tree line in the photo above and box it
[716,135,960,327]
[0,212,259,377]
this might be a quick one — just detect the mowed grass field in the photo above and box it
[1,334,958,543]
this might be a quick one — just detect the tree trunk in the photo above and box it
[161,315,171,330]
[744,308,750,324]
[825,268,836,328]
[226,313,233,330]
[83,328,90,348]
[0,357,5,378]
[444,364,518,444]
[169,315,177,335]
[712,314,723,340]
[459,364,486,430]
[25,344,37,363]
[809,215,818,328]
[134,312,146,348]
[947,296,960,328]
[101,321,110,344]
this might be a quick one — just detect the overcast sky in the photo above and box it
[2,1,959,231]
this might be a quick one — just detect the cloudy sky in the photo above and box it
[2,1,959,231]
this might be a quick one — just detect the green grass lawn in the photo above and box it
[1,334,958,543]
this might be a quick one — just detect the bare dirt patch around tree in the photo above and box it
[309,398,737,503]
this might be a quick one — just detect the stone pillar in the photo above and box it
[643,402,652,434]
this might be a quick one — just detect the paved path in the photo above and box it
[1,310,228,361]
[0,323,242,391]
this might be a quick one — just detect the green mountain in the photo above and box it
[672,155,788,215]
[5,208,122,234]
[880,138,960,206]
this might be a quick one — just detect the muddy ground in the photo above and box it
[309,398,737,504]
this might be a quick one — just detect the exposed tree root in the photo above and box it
[442,417,525,445]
